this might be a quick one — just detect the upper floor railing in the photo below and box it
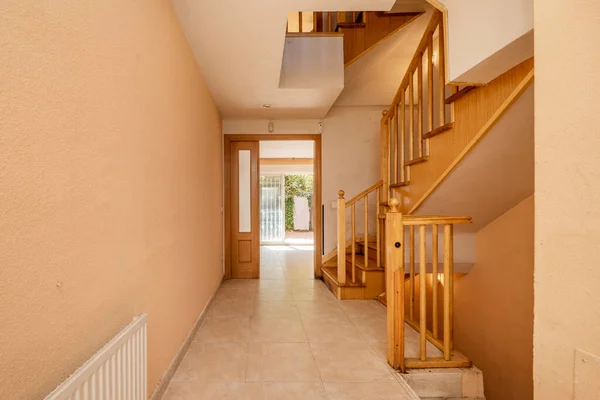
[286,11,366,34]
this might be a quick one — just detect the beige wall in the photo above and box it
[534,1,600,399]
[454,195,534,400]
[0,1,223,399]
[440,0,533,83]
[321,106,382,253]
[223,105,383,254]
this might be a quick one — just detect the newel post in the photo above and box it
[386,197,405,371]
[337,190,346,284]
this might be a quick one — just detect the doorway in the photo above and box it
[224,134,322,280]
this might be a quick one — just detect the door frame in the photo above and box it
[224,134,323,280]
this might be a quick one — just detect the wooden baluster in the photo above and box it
[427,33,433,155]
[400,90,406,182]
[419,225,427,361]
[417,63,423,158]
[338,11,346,24]
[443,223,453,360]
[408,72,414,162]
[328,12,332,32]
[385,113,394,199]
[392,108,398,184]
[299,12,303,33]
[380,111,389,203]
[376,188,381,267]
[337,191,346,284]
[386,198,404,371]
[438,21,446,125]
[352,11,357,23]
[451,85,458,121]
[313,12,317,33]
[409,225,415,321]
[364,195,369,268]
[432,224,439,339]
[352,203,356,283]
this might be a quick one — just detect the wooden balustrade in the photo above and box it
[382,10,453,196]
[385,197,472,371]
[287,11,366,34]
[336,181,385,285]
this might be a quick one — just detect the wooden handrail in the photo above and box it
[388,12,441,111]
[385,197,472,371]
[346,180,384,206]
[336,181,386,285]
[382,10,453,194]
[402,215,472,225]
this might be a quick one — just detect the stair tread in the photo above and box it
[422,122,454,140]
[404,156,429,167]
[322,266,366,287]
[358,240,379,252]
[390,181,410,188]
[445,86,476,104]
[346,253,384,271]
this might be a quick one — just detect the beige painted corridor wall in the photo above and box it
[0,1,223,398]
[534,1,600,398]
[454,195,534,400]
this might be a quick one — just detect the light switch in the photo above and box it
[331,201,337,209]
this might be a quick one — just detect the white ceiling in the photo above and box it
[260,141,315,158]
[172,0,396,119]
[389,0,429,13]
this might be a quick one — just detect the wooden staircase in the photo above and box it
[318,10,531,394]
[322,240,385,300]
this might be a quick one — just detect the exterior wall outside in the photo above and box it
[223,105,383,254]
[454,195,534,400]
[0,1,223,398]
[534,1,600,399]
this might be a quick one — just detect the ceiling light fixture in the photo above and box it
[262,104,271,109]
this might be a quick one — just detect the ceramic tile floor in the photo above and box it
[163,246,427,400]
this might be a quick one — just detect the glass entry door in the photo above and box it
[260,175,285,243]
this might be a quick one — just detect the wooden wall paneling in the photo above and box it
[396,58,534,214]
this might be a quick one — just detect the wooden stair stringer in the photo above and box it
[390,58,534,215]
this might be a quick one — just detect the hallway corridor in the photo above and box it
[162,247,416,399]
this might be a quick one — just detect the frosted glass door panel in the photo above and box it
[260,176,284,242]
[238,150,251,232]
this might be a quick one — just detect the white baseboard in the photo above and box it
[149,276,223,400]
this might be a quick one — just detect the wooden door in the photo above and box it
[230,141,260,278]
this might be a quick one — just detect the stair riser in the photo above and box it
[322,272,368,300]
[342,264,384,299]
[403,367,485,399]
[355,243,378,262]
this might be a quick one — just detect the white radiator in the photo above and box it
[45,313,147,400]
